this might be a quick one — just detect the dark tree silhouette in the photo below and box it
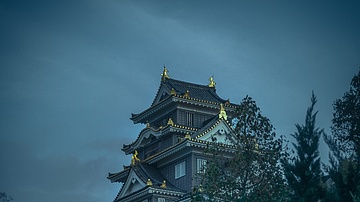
[324,69,360,202]
[0,192,13,202]
[194,96,288,202]
[282,92,326,202]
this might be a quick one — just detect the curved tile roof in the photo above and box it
[131,78,239,123]
[122,124,197,154]
[112,163,185,202]
[157,78,226,105]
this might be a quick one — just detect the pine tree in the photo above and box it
[324,69,360,202]
[195,96,288,202]
[283,92,326,201]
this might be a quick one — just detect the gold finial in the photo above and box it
[183,90,190,99]
[184,132,191,140]
[219,103,227,120]
[160,180,167,188]
[167,118,174,126]
[147,179,153,186]
[146,121,150,128]
[208,76,216,88]
[225,99,230,105]
[170,88,176,95]
[131,150,140,165]
[161,66,170,81]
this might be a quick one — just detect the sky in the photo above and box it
[0,0,359,201]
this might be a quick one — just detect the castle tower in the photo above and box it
[108,67,239,202]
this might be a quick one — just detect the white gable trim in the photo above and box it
[125,128,162,154]
[152,84,172,106]
[196,119,235,145]
[118,168,146,199]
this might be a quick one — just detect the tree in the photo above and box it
[282,92,326,201]
[194,96,288,202]
[324,69,360,202]
[0,192,13,202]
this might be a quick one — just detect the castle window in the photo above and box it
[197,159,207,173]
[175,161,186,179]
[186,112,194,126]
[158,198,165,202]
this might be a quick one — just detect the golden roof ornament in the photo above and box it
[208,76,216,88]
[146,121,150,128]
[225,99,230,105]
[170,88,176,95]
[184,90,190,99]
[167,118,174,126]
[184,132,191,140]
[219,103,227,120]
[147,179,153,186]
[161,66,170,81]
[131,150,140,165]
[160,180,167,188]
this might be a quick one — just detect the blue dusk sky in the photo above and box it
[0,0,359,201]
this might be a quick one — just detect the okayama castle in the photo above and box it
[108,67,240,202]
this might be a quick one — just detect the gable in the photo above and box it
[152,84,172,106]
[196,119,235,145]
[118,169,146,199]
[123,128,162,154]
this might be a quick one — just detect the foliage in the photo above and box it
[282,92,326,201]
[0,192,13,202]
[194,96,288,202]
[329,69,360,159]
[324,69,360,202]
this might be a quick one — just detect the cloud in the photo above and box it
[0,0,359,201]
[0,139,120,202]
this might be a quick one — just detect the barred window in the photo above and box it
[197,159,207,173]
[186,112,194,126]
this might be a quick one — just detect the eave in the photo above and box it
[131,94,238,124]
[108,167,130,183]
[122,123,197,154]
[144,138,236,165]
[112,162,186,202]
[116,186,185,202]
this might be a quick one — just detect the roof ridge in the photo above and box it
[165,77,210,88]
[149,78,211,107]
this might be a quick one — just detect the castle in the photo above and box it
[108,67,239,202]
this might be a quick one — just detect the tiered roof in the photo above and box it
[109,116,237,182]
[131,67,238,124]
[109,67,240,202]
[109,161,186,202]
[123,114,236,156]
[151,78,226,105]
